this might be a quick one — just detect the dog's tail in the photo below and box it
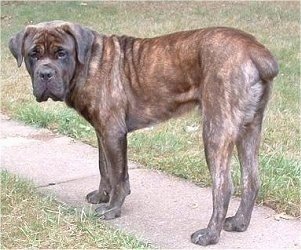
[250,46,279,82]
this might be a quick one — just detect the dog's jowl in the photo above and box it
[9,21,278,246]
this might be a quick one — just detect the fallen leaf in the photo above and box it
[190,203,199,209]
[274,212,297,221]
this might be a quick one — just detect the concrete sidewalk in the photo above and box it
[1,114,300,249]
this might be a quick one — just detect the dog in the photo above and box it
[9,20,278,246]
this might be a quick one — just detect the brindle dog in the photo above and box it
[9,21,278,246]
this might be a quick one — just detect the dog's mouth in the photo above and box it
[36,94,49,102]
[35,88,49,102]
[34,84,64,103]
[35,91,62,102]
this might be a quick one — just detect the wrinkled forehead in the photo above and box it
[24,21,75,52]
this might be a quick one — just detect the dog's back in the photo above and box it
[113,27,278,131]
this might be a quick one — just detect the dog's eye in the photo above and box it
[29,51,39,60]
[56,49,67,59]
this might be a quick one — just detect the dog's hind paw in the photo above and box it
[191,228,220,246]
[223,216,249,232]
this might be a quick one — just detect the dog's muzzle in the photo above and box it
[33,65,64,102]
[38,66,55,82]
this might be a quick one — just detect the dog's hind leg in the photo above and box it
[223,114,262,232]
[191,117,236,245]
[224,83,271,232]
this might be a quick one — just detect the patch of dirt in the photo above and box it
[27,133,58,142]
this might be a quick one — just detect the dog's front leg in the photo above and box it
[94,129,130,220]
[86,132,111,204]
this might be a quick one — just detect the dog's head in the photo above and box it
[9,20,94,102]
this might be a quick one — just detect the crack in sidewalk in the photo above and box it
[36,174,99,188]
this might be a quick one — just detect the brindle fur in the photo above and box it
[9,21,278,246]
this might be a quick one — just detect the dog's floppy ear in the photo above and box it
[64,23,94,64]
[9,30,26,67]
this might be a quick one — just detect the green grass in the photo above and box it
[1,171,150,249]
[1,1,300,218]
[15,103,96,142]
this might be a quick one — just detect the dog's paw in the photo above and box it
[223,216,249,232]
[191,228,220,246]
[86,190,109,204]
[95,204,121,220]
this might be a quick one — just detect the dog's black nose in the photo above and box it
[39,68,55,81]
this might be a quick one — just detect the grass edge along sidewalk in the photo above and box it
[1,171,150,249]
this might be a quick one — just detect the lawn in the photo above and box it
[1,171,149,248]
[1,0,300,225]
